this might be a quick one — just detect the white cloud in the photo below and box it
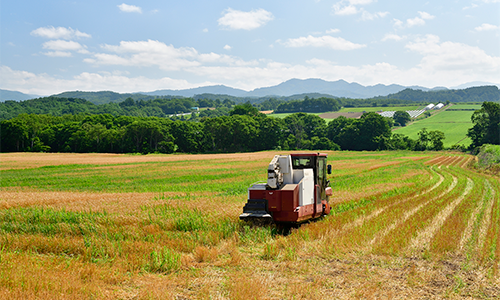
[333,4,359,15]
[282,35,366,50]
[405,34,500,79]
[381,33,404,41]
[118,3,142,13]
[43,51,73,57]
[84,39,250,71]
[218,8,274,30]
[393,19,404,28]
[395,11,435,28]
[42,40,85,51]
[31,26,91,39]
[406,16,426,27]
[0,65,201,95]
[475,23,499,31]
[418,11,435,20]
[349,0,374,4]
[333,0,374,12]
[41,40,89,56]
[463,3,478,10]
[224,45,232,50]
[361,10,389,21]
[326,28,341,34]
[332,0,388,20]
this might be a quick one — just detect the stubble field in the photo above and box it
[0,151,499,299]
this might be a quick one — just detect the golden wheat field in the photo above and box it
[0,151,499,299]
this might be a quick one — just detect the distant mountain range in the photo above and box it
[1,78,499,102]
[139,78,436,99]
[0,89,39,101]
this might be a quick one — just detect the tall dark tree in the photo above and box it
[467,101,500,148]
[428,130,445,151]
[393,111,411,126]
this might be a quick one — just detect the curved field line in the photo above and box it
[341,168,444,231]
[439,156,455,166]
[407,177,473,254]
[461,156,473,169]
[450,156,465,167]
[476,180,495,254]
[425,156,446,166]
[458,179,489,252]
[365,171,456,252]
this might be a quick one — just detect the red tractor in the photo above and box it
[240,153,333,225]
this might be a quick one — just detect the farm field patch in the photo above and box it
[337,105,424,113]
[448,104,482,110]
[395,110,474,147]
[0,151,499,299]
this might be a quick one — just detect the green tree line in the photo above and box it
[1,104,445,154]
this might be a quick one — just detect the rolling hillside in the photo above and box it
[394,104,476,147]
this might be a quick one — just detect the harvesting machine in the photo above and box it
[239,153,333,225]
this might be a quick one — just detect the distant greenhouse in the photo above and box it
[377,103,445,119]
[424,104,435,110]
[434,103,445,110]
[377,109,425,119]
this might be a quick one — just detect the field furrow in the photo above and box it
[407,177,473,254]
[476,180,496,254]
[458,179,491,252]
[366,171,456,253]
[341,167,443,232]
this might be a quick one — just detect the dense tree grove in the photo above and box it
[467,101,500,148]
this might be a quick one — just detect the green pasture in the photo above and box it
[394,110,474,147]
[447,104,482,110]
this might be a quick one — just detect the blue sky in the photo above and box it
[1,0,499,95]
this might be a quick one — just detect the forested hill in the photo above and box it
[0,96,206,120]
[382,86,500,103]
[53,91,160,105]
